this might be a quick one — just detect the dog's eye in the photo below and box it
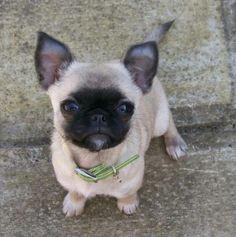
[62,100,80,112]
[118,104,127,113]
[117,102,134,114]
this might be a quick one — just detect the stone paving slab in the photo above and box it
[1,128,236,237]
[0,0,232,142]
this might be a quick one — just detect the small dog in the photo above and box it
[34,21,187,216]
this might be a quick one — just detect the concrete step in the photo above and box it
[1,127,236,237]
[1,0,235,144]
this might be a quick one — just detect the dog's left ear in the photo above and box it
[35,32,73,90]
[123,41,158,93]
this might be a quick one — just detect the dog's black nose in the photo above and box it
[90,114,107,125]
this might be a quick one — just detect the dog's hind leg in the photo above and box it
[163,112,187,160]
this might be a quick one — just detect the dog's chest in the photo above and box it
[52,151,144,199]
[52,132,145,199]
[75,175,124,198]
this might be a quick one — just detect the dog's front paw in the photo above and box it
[117,193,139,215]
[63,192,86,217]
[165,134,187,160]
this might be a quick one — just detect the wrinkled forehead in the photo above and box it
[48,62,141,103]
[72,87,125,106]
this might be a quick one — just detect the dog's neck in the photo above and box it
[58,134,128,169]
[53,125,139,169]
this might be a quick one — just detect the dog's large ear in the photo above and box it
[124,41,158,93]
[35,32,73,90]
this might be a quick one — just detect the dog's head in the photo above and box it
[35,22,172,152]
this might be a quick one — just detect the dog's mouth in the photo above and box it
[84,134,111,152]
[69,129,124,152]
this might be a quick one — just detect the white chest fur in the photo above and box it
[51,134,145,199]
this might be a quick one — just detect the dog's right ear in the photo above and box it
[34,32,73,90]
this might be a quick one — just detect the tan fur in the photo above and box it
[49,61,187,216]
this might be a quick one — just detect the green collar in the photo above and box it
[74,154,139,183]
